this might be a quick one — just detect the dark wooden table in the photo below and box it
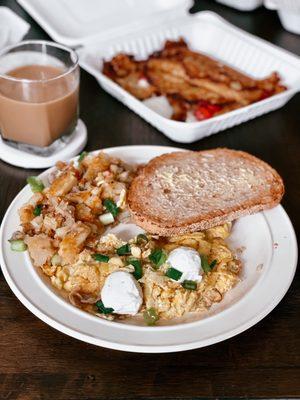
[0,1,299,399]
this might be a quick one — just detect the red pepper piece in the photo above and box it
[260,89,273,100]
[206,103,222,113]
[194,102,222,121]
[194,106,212,121]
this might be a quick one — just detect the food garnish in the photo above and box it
[9,239,27,252]
[93,254,110,263]
[116,244,131,256]
[149,248,167,268]
[143,308,159,326]
[103,198,120,218]
[202,256,217,273]
[182,280,197,290]
[127,258,143,280]
[95,300,114,315]
[99,212,115,225]
[33,205,42,216]
[136,233,148,244]
[78,151,88,163]
[27,176,45,193]
[165,267,183,281]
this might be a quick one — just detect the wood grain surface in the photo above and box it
[0,1,299,399]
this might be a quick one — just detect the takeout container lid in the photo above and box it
[0,6,30,50]
[216,0,263,11]
[17,0,193,47]
[264,0,300,34]
[16,0,300,143]
[265,0,300,11]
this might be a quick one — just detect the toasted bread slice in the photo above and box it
[128,148,284,236]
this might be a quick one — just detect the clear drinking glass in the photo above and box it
[0,40,79,155]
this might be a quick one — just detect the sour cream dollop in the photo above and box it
[101,271,143,315]
[166,246,202,283]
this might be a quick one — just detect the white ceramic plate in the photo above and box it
[0,146,298,353]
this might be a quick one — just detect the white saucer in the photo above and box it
[0,119,87,169]
[0,145,297,352]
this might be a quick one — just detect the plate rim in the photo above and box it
[0,145,298,352]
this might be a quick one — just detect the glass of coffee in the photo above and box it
[0,40,79,154]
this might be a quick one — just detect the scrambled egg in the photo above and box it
[140,223,241,319]
[48,223,240,321]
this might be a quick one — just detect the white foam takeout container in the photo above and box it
[216,0,263,11]
[18,0,300,143]
[265,0,300,34]
[0,6,29,50]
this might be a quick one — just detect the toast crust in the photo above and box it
[128,149,284,236]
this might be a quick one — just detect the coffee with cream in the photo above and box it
[0,64,78,147]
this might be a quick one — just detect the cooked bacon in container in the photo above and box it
[102,38,286,122]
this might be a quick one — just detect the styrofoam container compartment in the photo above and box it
[17,0,300,143]
[216,0,263,11]
[79,12,300,143]
[265,0,300,34]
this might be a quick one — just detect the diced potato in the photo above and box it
[83,152,111,181]
[25,234,56,267]
[58,222,91,265]
[49,171,78,196]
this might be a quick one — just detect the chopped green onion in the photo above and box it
[165,267,182,281]
[201,256,211,273]
[99,212,114,225]
[127,258,143,280]
[149,248,167,268]
[182,280,197,290]
[92,254,109,263]
[95,300,114,315]
[9,239,27,252]
[51,253,61,266]
[103,198,120,218]
[33,205,42,216]
[27,176,45,193]
[143,307,159,326]
[78,151,88,163]
[117,243,131,256]
[136,233,148,244]
[202,256,217,273]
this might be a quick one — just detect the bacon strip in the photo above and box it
[102,38,286,121]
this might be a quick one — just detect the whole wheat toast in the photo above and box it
[128,148,284,236]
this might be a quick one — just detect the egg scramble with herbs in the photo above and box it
[10,151,241,325]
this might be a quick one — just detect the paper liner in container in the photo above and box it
[79,11,300,143]
[265,0,300,34]
[216,0,263,11]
